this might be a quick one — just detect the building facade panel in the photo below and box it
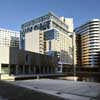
[0,47,57,75]
[75,19,100,67]
[0,28,20,48]
[20,12,75,67]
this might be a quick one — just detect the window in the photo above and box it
[26,54,29,62]
[49,41,51,50]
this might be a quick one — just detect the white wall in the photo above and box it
[60,17,74,32]
[0,47,9,64]
[25,30,44,54]
[0,47,10,73]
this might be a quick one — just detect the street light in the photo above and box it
[72,32,77,81]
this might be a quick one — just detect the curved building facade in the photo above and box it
[75,19,100,67]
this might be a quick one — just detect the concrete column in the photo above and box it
[16,65,18,75]
[53,67,56,74]
[34,66,36,74]
[51,67,53,74]
[45,67,47,74]
[43,67,45,74]
[29,66,31,74]
[39,66,41,74]
[23,65,25,74]
[50,67,52,74]
[41,67,43,74]
[47,67,49,74]
[49,67,51,74]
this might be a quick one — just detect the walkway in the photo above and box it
[12,79,100,100]
[0,81,65,100]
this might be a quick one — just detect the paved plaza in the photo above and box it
[12,79,100,100]
[0,96,7,100]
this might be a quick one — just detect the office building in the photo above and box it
[0,47,57,80]
[20,12,74,70]
[75,19,100,67]
[0,28,20,48]
[25,30,44,54]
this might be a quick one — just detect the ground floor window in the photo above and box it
[1,64,9,74]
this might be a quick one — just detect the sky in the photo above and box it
[0,0,100,31]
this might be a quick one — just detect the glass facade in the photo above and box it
[44,29,59,40]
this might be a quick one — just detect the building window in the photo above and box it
[26,54,28,63]
[49,41,51,50]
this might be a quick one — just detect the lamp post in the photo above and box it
[72,32,76,81]
[60,50,63,73]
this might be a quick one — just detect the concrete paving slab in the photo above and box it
[11,79,100,100]
[0,81,66,100]
[0,96,7,100]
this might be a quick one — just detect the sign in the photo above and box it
[23,21,50,33]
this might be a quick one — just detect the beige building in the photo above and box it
[21,12,76,72]
[25,30,44,54]
[44,29,73,64]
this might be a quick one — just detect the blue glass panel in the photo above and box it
[44,29,59,40]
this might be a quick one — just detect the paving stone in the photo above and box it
[11,79,100,100]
